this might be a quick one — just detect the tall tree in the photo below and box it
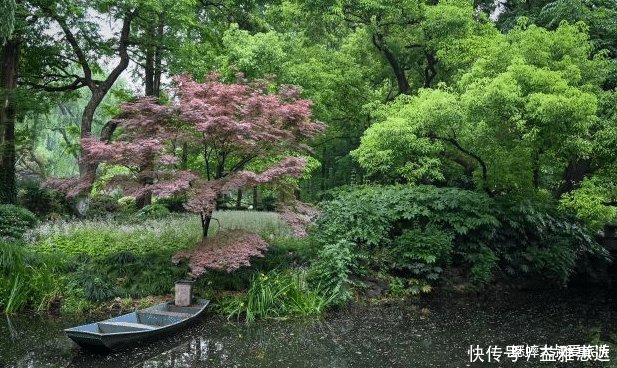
[353,21,608,196]
[0,0,19,203]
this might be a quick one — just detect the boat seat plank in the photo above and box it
[100,322,157,330]
[141,310,193,318]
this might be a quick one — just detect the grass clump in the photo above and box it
[0,240,65,314]
[218,269,334,322]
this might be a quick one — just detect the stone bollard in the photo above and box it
[175,280,194,307]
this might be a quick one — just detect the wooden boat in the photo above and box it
[65,298,209,351]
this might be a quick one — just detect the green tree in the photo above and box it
[353,21,609,197]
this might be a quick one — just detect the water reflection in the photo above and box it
[0,288,615,368]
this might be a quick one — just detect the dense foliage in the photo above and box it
[310,186,610,300]
[0,205,37,240]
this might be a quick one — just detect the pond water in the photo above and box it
[1,287,616,367]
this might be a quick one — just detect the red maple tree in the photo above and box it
[50,73,325,239]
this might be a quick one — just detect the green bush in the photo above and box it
[136,204,170,219]
[117,196,137,214]
[308,240,353,305]
[17,181,71,218]
[156,195,187,212]
[101,251,189,298]
[0,205,38,240]
[483,200,610,285]
[388,226,453,281]
[311,185,609,295]
[86,195,120,218]
[312,185,498,294]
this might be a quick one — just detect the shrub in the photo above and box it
[485,200,610,285]
[255,236,316,270]
[308,240,353,305]
[312,185,609,294]
[85,195,120,218]
[136,204,170,219]
[0,205,38,240]
[117,196,137,214]
[312,185,498,294]
[100,252,189,298]
[388,226,453,281]
[156,195,187,213]
[17,181,71,217]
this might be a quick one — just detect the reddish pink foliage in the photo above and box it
[174,73,325,156]
[43,173,96,198]
[278,201,321,237]
[46,73,325,223]
[172,231,269,276]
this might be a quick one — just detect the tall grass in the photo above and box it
[0,241,62,314]
[210,211,291,238]
[1,210,294,314]
[25,211,290,257]
[219,270,334,322]
[27,215,202,257]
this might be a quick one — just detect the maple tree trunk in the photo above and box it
[236,189,243,209]
[0,38,19,204]
[136,163,153,209]
[135,191,152,209]
[201,212,212,238]
[252,186,262,210]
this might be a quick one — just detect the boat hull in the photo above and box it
[65,299,209,351]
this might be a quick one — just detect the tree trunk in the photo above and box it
[135,191,152,209]
[144,23,155,96]
[372,33,410,95]
[153,18,164,97]
[200,212,212,238]
[235,189,243,209]
[423,51,438,88]
[76,89,107,215]
[252,186,262,210]
[0,38,19,204]
[555,158,593,196]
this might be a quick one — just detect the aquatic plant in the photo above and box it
[220,269,332,322]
